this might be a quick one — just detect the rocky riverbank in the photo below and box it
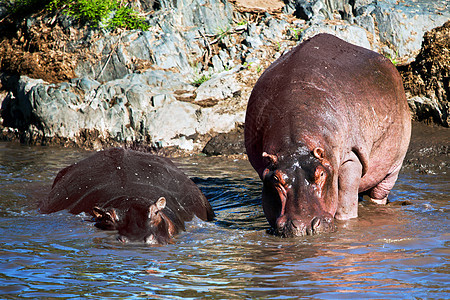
[0,0,449,155]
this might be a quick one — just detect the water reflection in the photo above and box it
[0,142,448,298]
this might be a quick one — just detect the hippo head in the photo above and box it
[261,146,336,237]
[92,197,176,244]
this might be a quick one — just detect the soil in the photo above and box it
[0,11,97,83]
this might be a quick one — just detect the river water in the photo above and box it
[0,140,448,299]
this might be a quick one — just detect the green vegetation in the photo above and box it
[50,0,116,26]
[6,0,149,31]
[106,5,149,30]
[276,41,282,52]
[256,65,263,73]
[236,19,247,26]
[215,25,231,42]
[385,51,399,66]
[289,27,303,40]
[243,62,252,69]
[192,74,211,87]
[49,0,149,30]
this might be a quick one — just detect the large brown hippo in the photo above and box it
[39,148,214,244]
[244,33,411,237]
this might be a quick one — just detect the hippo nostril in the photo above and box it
[117,235,128,243]
[276,215,287,230]
[311,217,321,232]
[291,220,307,236]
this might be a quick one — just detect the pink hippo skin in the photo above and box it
[244,33,411,237]
[40,148,214,244]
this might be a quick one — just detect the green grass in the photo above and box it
[216,25,231,42]
[192,74,211,87]
[49,0,149,30]
[236,19,247,26]
[385,51,399,66]
[7,0,149,31]
[106,5,149,30]
[289,27,303,40]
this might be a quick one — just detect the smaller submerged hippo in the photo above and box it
[39,148,214,244]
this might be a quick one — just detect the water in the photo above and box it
[0,141,448,299]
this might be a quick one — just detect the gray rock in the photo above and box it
[202,126,245,155]
[211,55,225,72]
[288,0,450,63]
[194,69,244,104]
[408,95,448,126]
[356,0,450,62]
[244,35,264,48]
[300,23,372,50]
[294,0,331,21]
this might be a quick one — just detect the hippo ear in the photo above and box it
[149,197,166,217]
[92,206,104,218]
[93,206,119,222]
[262,152,278,165]
[313,147,325,160]
[155,197,166,210]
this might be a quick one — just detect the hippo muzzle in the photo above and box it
[274,214,335,237]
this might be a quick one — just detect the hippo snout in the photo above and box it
[275,215,335,237]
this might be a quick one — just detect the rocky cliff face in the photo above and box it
[0,0,449,154]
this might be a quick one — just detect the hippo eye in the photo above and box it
[314,166,326,185]
[273,172,288,186]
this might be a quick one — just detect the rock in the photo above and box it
[194,68,244,105]
[399,21,449,127]
[403,122,449,174]
[230,0,285,14]
[174,0,234,35]
[202,126,245,155]
[407,96,446,126]
[289,0,450,63]
[355,0,449,62]
[0,2,8,20]
[294,0,332,22]
[74,0,234,82]
[0,66,248,151]
[300,22,372,50]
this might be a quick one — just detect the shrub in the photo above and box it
[107,5,149,30]
[47,0,149,30]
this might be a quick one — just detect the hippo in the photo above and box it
[39,148,214,244]
[244,33,411,237]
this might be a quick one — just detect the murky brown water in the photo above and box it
[0,139,448,299]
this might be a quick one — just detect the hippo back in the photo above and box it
[40,148,214,229]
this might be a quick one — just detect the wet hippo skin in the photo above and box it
[40,148,215,244]
[244,33,411,237]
